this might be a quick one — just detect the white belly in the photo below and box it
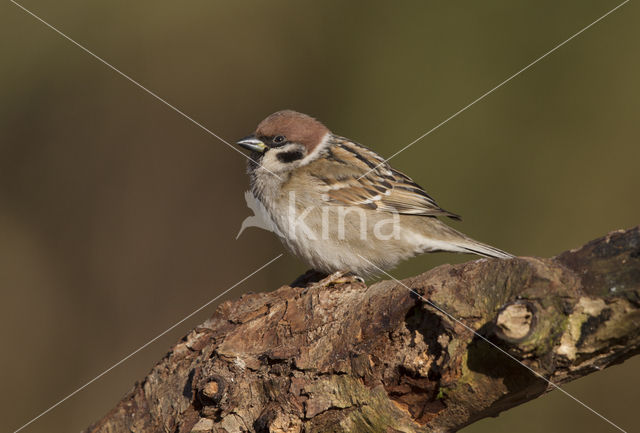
[248,191,434,275]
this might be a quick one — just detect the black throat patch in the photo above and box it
[277,150,305,163]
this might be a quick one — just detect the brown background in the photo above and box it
[1,1,638,432]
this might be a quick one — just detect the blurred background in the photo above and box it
[1,1,638,432]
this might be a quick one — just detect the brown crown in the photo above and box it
[255,110,330,153]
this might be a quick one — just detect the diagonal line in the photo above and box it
[11,253,283,433]
[358,0,630,180]
[9,0,281,180]
[357,254,628,433]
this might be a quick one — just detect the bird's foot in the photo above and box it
[291,270,365,293]
[322,271,365,286]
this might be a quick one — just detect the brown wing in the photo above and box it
[309,137,461,220]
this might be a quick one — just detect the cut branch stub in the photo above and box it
[494,300,536,343]
[198,375,225,405]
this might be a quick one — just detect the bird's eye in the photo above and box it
[273,135,286,144]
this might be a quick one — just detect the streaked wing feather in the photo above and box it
[313,138,461,220]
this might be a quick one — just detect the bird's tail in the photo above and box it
[427,219,514,259]
[452,238,514,259]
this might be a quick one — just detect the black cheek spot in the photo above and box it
[277,151,305,163]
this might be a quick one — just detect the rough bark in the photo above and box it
[85,227,640,433]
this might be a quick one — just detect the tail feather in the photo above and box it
[419,219,514,259]
[456,241,514,259]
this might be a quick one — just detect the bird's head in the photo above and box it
[237,110,330,174]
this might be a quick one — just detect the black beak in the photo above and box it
[237,135,267,153]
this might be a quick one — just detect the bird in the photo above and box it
[236,110,513,276]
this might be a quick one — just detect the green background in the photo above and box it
[1,1,638,432]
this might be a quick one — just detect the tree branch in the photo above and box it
[85,227,640,433]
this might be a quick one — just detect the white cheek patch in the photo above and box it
[274,143,304,154]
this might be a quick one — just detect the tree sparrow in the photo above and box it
[237,110,513,276]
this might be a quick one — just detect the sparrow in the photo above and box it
[237,110,513,276]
